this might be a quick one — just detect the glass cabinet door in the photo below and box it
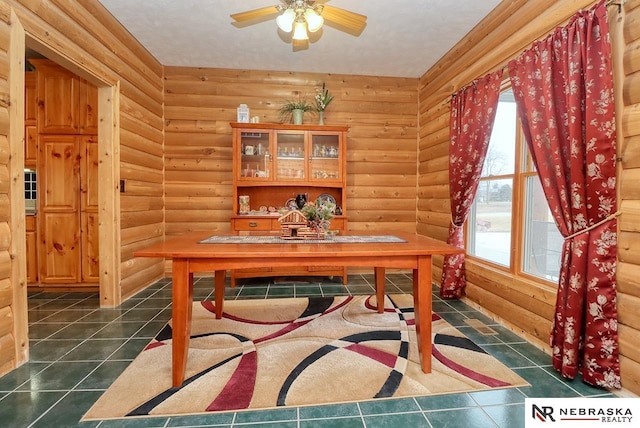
[310,133,341,182]
[276,132,306,180]
[239,131,271,180]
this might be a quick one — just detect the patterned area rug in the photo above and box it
[83,295,528,420]
[198,235,407,244]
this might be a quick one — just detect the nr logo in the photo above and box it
[532,404,556,422]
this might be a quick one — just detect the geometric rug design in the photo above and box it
[83,294,528,420]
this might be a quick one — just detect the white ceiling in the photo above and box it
[97,0,501,78]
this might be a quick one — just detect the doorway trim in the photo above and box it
[97,83,121,307]
[21,35,121,306]
[8,7,29,367]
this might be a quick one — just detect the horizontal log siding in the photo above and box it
[0,6,16,379]
[618,0,640,397]
[163,68,418,236]
[9,0,165,305]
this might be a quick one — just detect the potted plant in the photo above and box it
[278,96,314,125]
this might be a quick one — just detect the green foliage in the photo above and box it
[278,96,315,123]
[301,201,334,231]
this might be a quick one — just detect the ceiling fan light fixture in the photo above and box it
[304,8,324,32]
[276,8,296,32]
[231,1,366,48]
[292,20,309,40]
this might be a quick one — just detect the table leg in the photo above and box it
[413,255,432,373]
[214,270,226,319]
[374,267,385,313]
[172,259,193,387]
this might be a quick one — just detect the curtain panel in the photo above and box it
[508,0,619,388]
[440,70,503,299]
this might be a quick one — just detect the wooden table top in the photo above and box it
[134,231,463,260]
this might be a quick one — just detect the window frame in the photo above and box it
[464,85,558,288]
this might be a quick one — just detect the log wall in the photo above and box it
[163,68,418,236]
[418,0,640,395]
[618,0,640,397]
[0,5,27,379]
[8,0,166,304]
[0,4,14,377]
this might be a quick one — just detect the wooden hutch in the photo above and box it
[230,122,349,284]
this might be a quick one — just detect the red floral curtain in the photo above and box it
[508,0,619,388]
[440,70,503,299]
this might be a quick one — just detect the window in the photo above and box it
[522,170,563,282]
[24,169,37,200]
[466,88,563,283]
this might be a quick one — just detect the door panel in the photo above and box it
[38,135,80,283]
[39,212,80,283]
[35,61,79,134]
[81,212,99,282]
[78,79,98,134]
[81,136,99,209]
[39,135,78,211]
[81,136,99,282]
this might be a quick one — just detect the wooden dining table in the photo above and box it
[134,231,464,387]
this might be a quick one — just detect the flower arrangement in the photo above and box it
[314,83,333,112]
[301,201,334,232]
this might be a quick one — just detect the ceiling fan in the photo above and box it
[230,0,367,44]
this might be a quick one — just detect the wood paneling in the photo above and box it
[81,136,99,282]
[163,67,418,236]
[0,8,11,374]
[0,5,27,384]
[618,0,640,395]
[33,59,80,134]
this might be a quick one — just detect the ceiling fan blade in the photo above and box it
[321,5,367,32]
[230,6,279,23]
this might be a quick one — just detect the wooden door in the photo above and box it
[78,79,98,134]
[25,71,37,124]
[24,126,37,167]
[80,136,99,282]
[38,135,80,283]
[25,216,37,284]
[25,71,37,167]
[34,60,79,134]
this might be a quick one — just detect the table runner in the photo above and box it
[198,235,407,244]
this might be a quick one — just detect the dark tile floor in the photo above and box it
[0,274,614,427]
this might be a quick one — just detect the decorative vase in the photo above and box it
[292,109,304,125]
[318,111,324,125]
